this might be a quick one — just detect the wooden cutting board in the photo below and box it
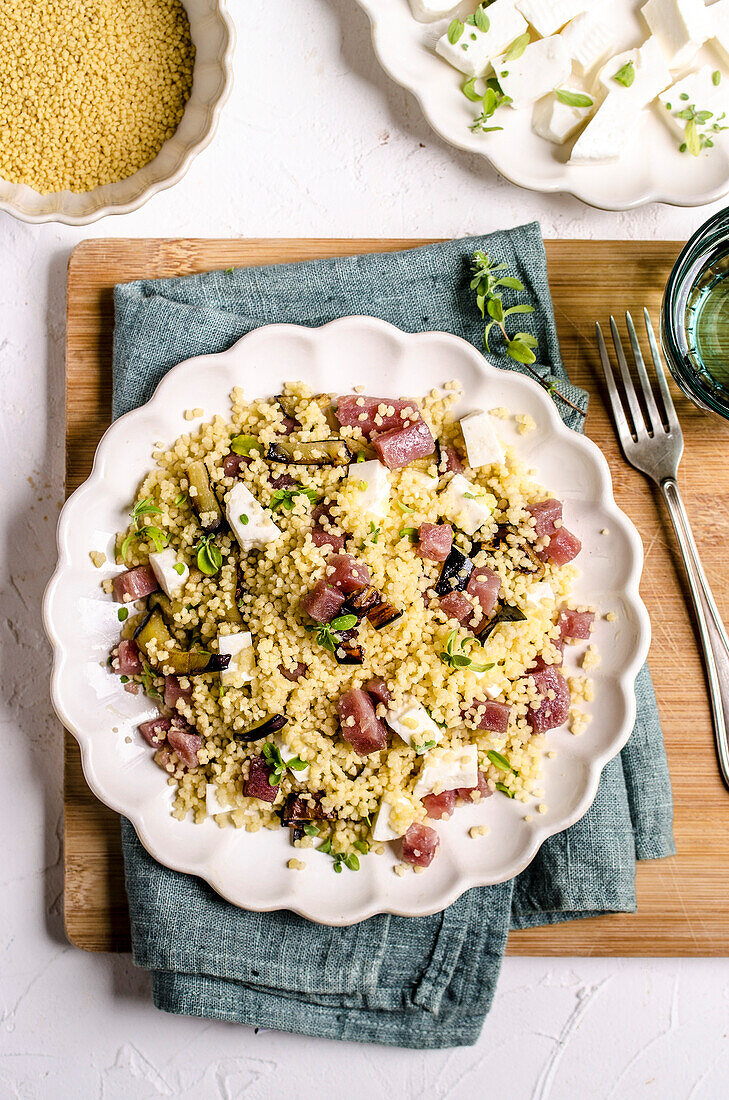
[65,237,729,955]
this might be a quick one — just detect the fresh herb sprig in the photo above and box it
[119,497,167,561]
[470,251,585,418]
[369,521,381,544]
[674,103,728,156]
[270,485,318,512]
[467,78,511,134]
[194,533,223,576]
[439,628,493,673]
[487,749,518,775]
[261,742,308,786]
[307,614,358,653]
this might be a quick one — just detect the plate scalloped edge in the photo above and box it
[44,316,651,924]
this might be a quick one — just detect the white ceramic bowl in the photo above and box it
[0,1,234,226]
[354,0,729,211]
[44,317,650,924]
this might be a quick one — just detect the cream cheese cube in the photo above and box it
[435,0,528,77]
[570,94,633,162]
[206,783,232,817]
[386,698,445,750]
[532,86,595,144]
[409,470,440,493]
[350,459,391,517]
[459,410,506,467]
[414,744,479,797]
[439,473,496,536]
[148,547,189,598]
[526,581,556,607]
[712,0,729,67]
[641,0,708,70]
[498,35,571,109]
[372,796,412,842]
[560,12,616,76]
[658,66,728,145]
[274,729,310,783]
[226,482,280,552]
[218,630,255,688]
[409,0,461,21]
[597,39,671,104]
[515,0,588,37]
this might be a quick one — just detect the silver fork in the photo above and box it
[596,309,729,792]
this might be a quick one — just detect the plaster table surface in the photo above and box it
[1,3,728,1097]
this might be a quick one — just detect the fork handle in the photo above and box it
[661,477,729,791]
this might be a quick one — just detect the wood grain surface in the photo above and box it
[65,237,729,955]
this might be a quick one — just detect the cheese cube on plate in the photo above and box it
[372,795,413,842]
[206,783,233,817]
[218,630,255,688]
[459,410,505,468]
[387,698,445,750]
[409,0,461,21]
[532,84,596,144]
[658,66,728,147]
[274,729,310,783]
[409,470,440,493]
[711,0,729,67]
[515,0,587,38]
[641,0,708,71]
[560,12,616,76]
[226,482,280,552]
[570,94,635,163]
[435,0,528,77]
[148,547,189,598]
[439,473,496,536]
[350,459,391,516]
[414,744,478,797]
[498,35,571,110]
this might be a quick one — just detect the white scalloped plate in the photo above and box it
[353,0,729,211]
[44,317,649,924]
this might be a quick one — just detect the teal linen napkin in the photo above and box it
[114,225,675,1048]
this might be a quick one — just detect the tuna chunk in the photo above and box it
[336,395,420,439]
[311,501,345,550]
[559,608,594,640]
[167,722,202,769]
[112,564,159,603]
[301,578,345,622]
[456,770,492,801]
[244,756,279,802]
[538,527,582,566]
[312,527,346,552]
[527,498,562,538]
[417,522,453,563]
[337,688,388,756]
[364,677,391,706]
[422,790,456,820]
[464,700,511,734]
[467,565,501,619]
[401,822,440,867]
[116,639,142,676]
[164,675,193,708]
[269,472,297,490]
[138,716,172,747]
[326,553,371,594]
[439,590,474,625]
[526,667,570,732]
[223,452,250,478]
[438,442,464,474]
[373,417,435,471]
[279,661,307,683]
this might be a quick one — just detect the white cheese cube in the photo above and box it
[439,473,496,536]
[148,547,189,598]
[386,698,444,750]
[498,36,571,110]
[206,783,232,816]
[515,0,587,38]
[409,0,461,21]
[570,94,633,163]
[409,470,440,493]
[560,12,616,76]
[372,796,412,842]
[658,66,728,147]
[350,459,391,517]
[532,86,595,144]
[597,39,671,105]
[218,630,255,688]
[712,0,729,67]
[274,730,310,783]
[641,0,708,71]
[226,482,280,552]
[414,744,478,798]
[435,0,528,77]
[526,581,556,606]
[459,411,506,468]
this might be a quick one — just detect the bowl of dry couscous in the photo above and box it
[0,1,234,225]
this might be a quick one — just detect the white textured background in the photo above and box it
[2,3,728,1097]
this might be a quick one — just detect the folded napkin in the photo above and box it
[114,225,675,1048]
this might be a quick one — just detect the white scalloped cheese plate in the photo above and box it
[353,0,729,210]
[44,317,649,923]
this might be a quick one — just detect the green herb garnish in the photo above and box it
[174,493,187,506]
[318,838,332,854]
[173,562,185,575]
[261,742,309,786]
[230,434,260,456]
[398,526,418,542]
[117,607,128,622]
[487,749,515,774]
[308,613,358,654]
[353,839,369,854]
[395,499,414,514]
[495,782,515,798]
[270,486,318,512]
[447,18,464,44]
[555,89,593,108]
[612,61,635,88]
[470,80,511,133]
[194,533,223,576]
[304,824,320,837]
[120,675,129,684]
[502,32,530,62]
[439,628,494,673]
[674,104,727,156]
[713,70,721,87]
[119,496,167,561]
[415,739,437,756]
[239,514,249,525]
[462,76,483,103]
[369,521,381,544]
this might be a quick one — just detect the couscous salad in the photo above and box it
[103,382,596,874]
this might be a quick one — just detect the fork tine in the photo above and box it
[609,315,646,438]
[596,321,633,444]
[625,310,662,434]
[643,308,681,433]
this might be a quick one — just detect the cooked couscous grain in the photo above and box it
[89,550,106,568]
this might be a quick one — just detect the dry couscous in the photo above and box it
[104,381,598,873]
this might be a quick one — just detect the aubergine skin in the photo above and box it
[433,547,474,597]
[266,438,353,467]
[134,608,231,675]
[232,714,288,742]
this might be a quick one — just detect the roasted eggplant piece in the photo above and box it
[267,438,353,467]
[276,394,300,422]
[334,628,365,665]
[433,547,474,597]
[146,589,174,618]
[232,713,288,742]
[186,459,223,532]
[134,609,230,675]
[343,584,382,621]
[281,793,335,826]
[366,599,403,631]
[475,601,527,642]
[472,523,545,580]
